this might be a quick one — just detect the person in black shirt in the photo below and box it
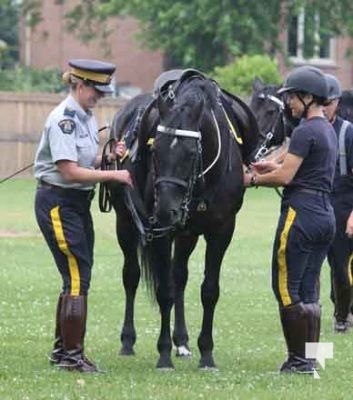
[324,73,353,333]
[244,66,337,374]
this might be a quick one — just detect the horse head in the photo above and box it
[249,77,299,161]
[152,81,204,228]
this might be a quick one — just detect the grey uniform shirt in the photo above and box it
[34,94,99,190]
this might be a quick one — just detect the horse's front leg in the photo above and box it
[116,214,140,356]
[153,239,175,369]
[198,222,235,369]
[172,232,199,357]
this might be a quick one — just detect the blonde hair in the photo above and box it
[62,71,82,89]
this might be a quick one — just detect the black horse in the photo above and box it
[249,77,299,161]
[101,70,259,369]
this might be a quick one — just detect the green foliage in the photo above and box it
[46,0,353,71]
[211,55,282,97]
[0,66,64,92]
[0,0,20,68]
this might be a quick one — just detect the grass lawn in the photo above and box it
[0,180,351,400]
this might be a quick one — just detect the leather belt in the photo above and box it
[38,180,95,200]
[295,188,328,196]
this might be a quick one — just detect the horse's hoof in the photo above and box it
[119,347,135,356]
[176,345,192,358]
[199,354,217,370]
[156,357,174,370]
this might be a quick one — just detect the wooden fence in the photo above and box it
[0,92,127,180]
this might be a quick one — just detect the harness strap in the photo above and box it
[220,106,243,145]
[339,120,350,176]
[157,125,201,139]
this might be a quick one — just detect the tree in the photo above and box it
[21,0,353,71]
[0,0,20,68]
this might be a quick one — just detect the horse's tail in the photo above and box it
[138,236,172,304]
[138,240,159,303]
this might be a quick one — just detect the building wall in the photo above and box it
[277,22,353,90]
[19,1,164,93]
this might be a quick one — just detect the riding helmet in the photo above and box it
[277,66,329,99]
[325,73,342,100]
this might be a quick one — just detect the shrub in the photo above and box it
[210,54,282,97]
[0,65,64,92]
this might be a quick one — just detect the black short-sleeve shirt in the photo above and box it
[283,116,337,195]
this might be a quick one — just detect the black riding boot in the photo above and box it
[57,294,99,373]
[49,293,65,364]
[333,282,353,333]
[304,303,321,342]
[279,302,315,374]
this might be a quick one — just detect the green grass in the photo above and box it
[0,180,351,399]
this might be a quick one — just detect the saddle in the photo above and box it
[153,68,207,98]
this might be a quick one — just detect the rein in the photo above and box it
[1,125,110,185]
[253,93,285,162]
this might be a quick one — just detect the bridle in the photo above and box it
[153,123,202,228]
[253,92,285,161]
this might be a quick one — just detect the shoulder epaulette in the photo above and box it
[64,107,76,118]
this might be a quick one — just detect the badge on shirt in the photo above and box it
[58,119,76,134]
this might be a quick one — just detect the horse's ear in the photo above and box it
[252,77,264,91]
[157,94,170,118]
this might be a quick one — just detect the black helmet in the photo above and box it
[325,73,342,100]
[277,66,329,99]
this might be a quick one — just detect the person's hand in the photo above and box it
[106,140,127,163]
[114,140,127,158]
[250,160,279,174]
[243,171,256,188]
[112,169,133,187]
[346,211,353,238]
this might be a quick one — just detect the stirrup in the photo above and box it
[280,356,316,374]
[333,315,351,333]
[48,348,65,365]
[57,354,100,373]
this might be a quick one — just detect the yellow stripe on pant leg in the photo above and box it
[348,253,353,285]
[50,205,80,296]
[277,207,296,306]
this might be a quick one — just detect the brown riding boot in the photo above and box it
[57,294,99,373]
[333,282,353,333]
[49,293,65,365]
[279,303,315,374]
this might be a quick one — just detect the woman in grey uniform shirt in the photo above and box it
[34,58,132,373]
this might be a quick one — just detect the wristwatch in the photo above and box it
[250,174,258,187]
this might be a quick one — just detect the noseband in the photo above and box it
[253,92,285,161]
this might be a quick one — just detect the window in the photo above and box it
[287,7,333,63]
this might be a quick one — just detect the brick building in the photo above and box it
[19,1,164,94]
[19,2,353,92]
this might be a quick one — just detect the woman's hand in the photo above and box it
[114,140,127,158]
[243,170,257,188]
[250,160,279,174]
[112,169,133,187]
